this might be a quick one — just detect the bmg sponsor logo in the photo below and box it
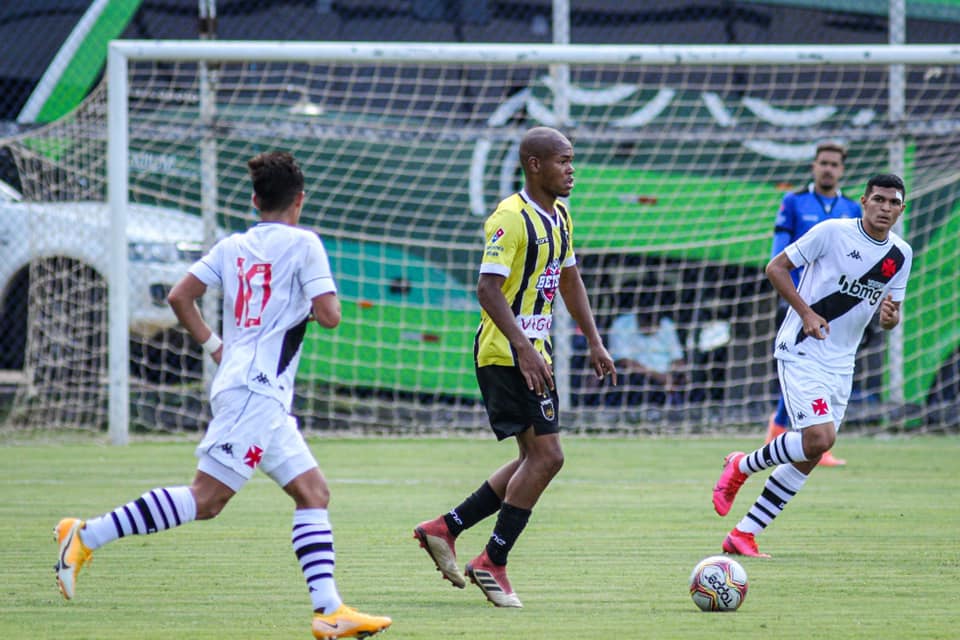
[837,274,883,304]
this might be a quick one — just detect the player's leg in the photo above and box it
[465,429,561,609]
[465,366,562,607]
[721,421,831,558]
[713,361,814,517]
[771,394,845,465]
[414,365,514,591]
[721,368,849,557]
[54,478,209,600]
[414,465,508,588]
[54,390,259,600]
[264,416,391,640]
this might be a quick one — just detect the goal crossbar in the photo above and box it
[110,40,960,65]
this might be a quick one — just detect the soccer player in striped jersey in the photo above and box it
[53,152,391,639]
[763,142,862,467]
[414,126,616,607]
[713,173,912,558]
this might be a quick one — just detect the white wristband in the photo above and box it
[201,333,222,355]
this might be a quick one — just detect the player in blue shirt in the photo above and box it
[764,142,861,466]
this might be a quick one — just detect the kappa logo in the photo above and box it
[252,372,270,385]
[219,443,234,457]
[847,249,862,260]
[777,341,789,351]
[796,410,806,422]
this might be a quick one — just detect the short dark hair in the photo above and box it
[864,173,906,199]
[815,141,847,162]
[247,151,304,212]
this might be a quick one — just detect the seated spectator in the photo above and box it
[607,305,686,408]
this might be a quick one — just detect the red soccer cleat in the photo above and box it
[414,516,465,588]
[465,550,522,608]
[722,528,771,559]
[713,451,748,517]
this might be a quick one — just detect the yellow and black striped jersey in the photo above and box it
[475,190,577,367]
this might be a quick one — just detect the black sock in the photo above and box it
[444,481,502,536]
[485,502,531,566]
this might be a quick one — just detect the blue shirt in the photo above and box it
[772,183,861,285]
[608,314,683,374]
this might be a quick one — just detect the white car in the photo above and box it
[0,179,205,376]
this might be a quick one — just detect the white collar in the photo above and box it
[520,189,559,224]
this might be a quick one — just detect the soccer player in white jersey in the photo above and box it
[712,173,912,558]
[53,151,391,639]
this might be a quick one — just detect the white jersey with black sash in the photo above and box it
[775,218,912,374]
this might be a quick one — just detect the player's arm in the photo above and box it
[771,195,796,258]
[878,295,900,330]
[167,273,222,363]
[477,273,553,394]
[558,266,616,384]
[311,292,341,329]
[765,252,829,340]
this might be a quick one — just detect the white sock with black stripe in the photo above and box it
[736,464,809,534]
[292,508,342,614]
[739,432,807,476]
[78,487,197,550]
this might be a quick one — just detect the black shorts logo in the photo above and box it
[539,396,556,422]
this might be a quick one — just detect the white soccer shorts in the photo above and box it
[777,358,852,430]
[195,387,318,491]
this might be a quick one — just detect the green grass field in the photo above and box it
[2,436,958,639]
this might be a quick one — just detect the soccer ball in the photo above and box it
[689,555,748,612]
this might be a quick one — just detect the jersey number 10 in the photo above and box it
[234,257,272,328]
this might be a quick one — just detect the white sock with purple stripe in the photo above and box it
[78,486,196,550]
[292,508,342,614]
[736,463,809,534]
[739,432,807,476]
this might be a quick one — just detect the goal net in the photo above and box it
[3,42,960,438]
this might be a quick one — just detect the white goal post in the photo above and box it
[91,41,960,440]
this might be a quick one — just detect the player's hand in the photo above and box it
[802,310,830,340]
[589,345,617,386]
[517,343,554,395]
[879,294,899,329]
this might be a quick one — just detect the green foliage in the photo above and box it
[1,437,958,639]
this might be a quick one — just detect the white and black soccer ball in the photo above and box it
[689,555,748,612]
